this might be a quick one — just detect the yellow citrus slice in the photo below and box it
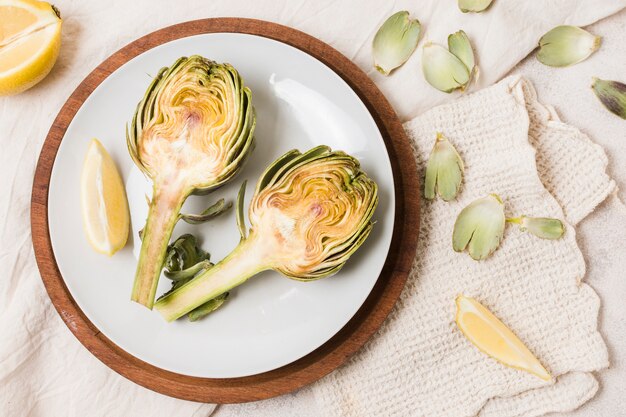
[81,139,130,256]
[455,295,551,381]
[0,0,62,96]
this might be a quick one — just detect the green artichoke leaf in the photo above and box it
[448,30,475,75]
[592,77,626,119]
[163,234,210,275]
[458,0,494,13]
[188,293,230,322]
[508,216,565,240]
[158,234,228,320]
[537,26,601,67]
[422,42,470,93]
[179,198,232,225]
[424,132,464,201]
[372,11,421,75]
[236,180,248,240]
[453,194,505,260]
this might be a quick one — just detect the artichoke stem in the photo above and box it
[155,232,270,321]
[131,182,188,308]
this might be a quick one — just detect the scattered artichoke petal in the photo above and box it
[158,233,227,321]
[453,194,505,260]
[424,133,464,201]
[236,180,248,240]
[164,260,213,281]
[422,42,470,93]
[519,216,564,240]
[537,25,601,67]
[188,293,229,322]
[179,198,232,224]
[458,0,494,13]
[163,234,210,274]
[373,11,421,75]
[448,30,475,73]
[592,77,626,120]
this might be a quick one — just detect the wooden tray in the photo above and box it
[31,18,420,404]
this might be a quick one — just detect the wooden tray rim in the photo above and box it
[30,17,420,404]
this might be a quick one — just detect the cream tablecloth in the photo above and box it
[1,1,625,416]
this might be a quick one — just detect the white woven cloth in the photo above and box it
[311,76,614,417]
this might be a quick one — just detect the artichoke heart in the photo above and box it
[155,146,378,322]
[128,55,255,308]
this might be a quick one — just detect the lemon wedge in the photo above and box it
[455,295,551,381]
[81,139,130,256]
[0,0,62,96]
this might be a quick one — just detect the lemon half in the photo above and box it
[81,139,130,256]
[0,0,62,96]
[455,295,551,381]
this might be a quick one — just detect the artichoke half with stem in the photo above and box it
[155,146,379,322]
[128,55,255,308]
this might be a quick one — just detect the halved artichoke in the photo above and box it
[155,146,378,322]
[128,55,255,308]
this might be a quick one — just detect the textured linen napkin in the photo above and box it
[312,76,614,417]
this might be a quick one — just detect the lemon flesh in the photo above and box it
[0,0,62,96]
[81,139,130,256]
[455,295,551,381]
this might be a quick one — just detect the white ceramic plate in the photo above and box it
[48,33,395,378]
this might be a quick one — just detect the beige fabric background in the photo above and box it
[1,1,625,416]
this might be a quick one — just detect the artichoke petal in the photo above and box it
[163,234,210,273]
[453,194,505,260]
[423,42,470,93]
[164,260,213,281]
[424,132,464,201]
[458,0,494,13]
[159,233,226,320]
[537,26,601,67]
[448,30,475,75]
[513,216,565,240]
[372,11,421,75]
[179,198,232,225]
[188,293,229,322]
[592,77,626,119]
[236,180,248,240]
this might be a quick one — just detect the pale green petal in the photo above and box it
[424,133,464,201]
[537,26,601,67]
[458,0,494,13]
[453,194,505,260]
[448,30,475,72]
[373,11,421,75]
[423,43,470,93]
[592,77,626,120]
[520,216,564,239]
